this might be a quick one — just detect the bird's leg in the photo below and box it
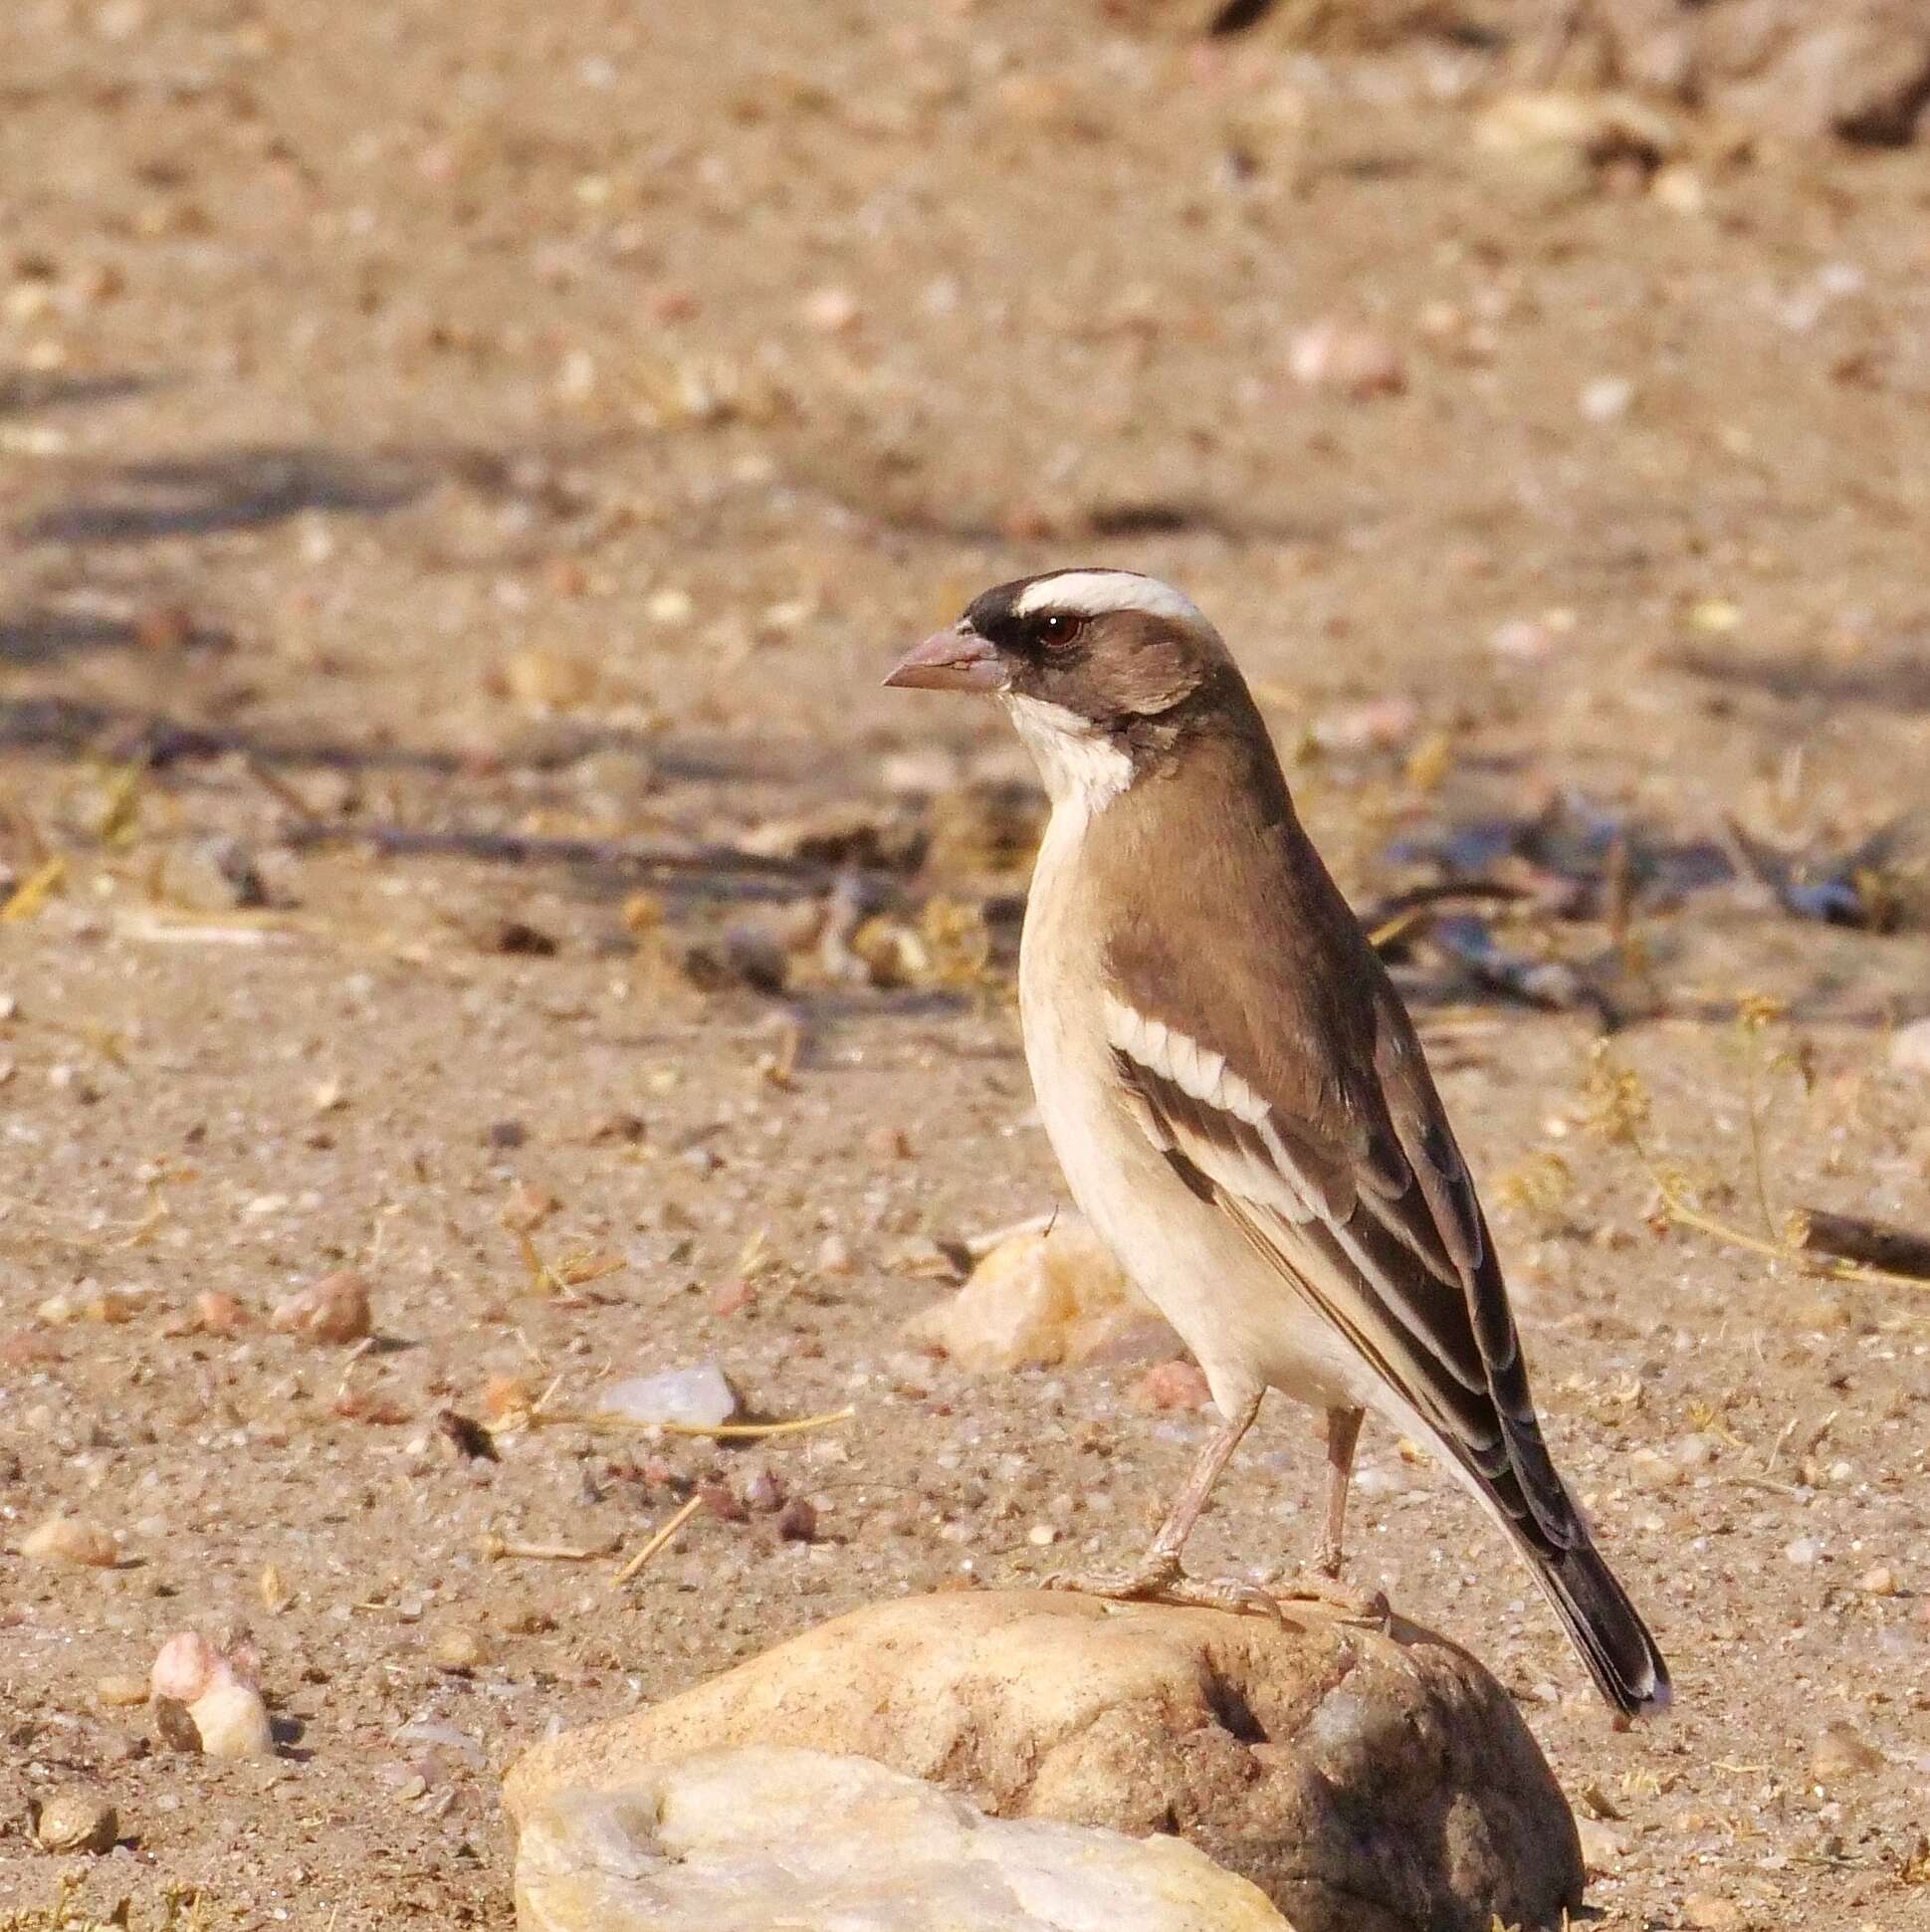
[1044,1393,1277,1616]
[1289,1403,1386,1620]
[1319,1405,1366,1579]
[1043,1394,1388,1622]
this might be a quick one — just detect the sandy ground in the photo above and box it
[5,2,1930,1926]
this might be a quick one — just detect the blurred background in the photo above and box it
[5,2,1930,1927]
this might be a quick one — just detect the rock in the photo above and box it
[270,1270,372,1344]
[1579,375,1635,421]
[679,927,789,995]
[903,1215,1172,1371]
[1472,89,1678,200]
[503,648,597,710]
[96,1674,149,1708]
[1692,6,1930,146]
[1891,1017,1930,1075]
[1576,1816,1629,1873]
[516,1747,1288,1932]
[1123,4,1930,150]
[775,1496,817,1542]
[1135,1360,1214,1410]
[194,1290,250,1334]
[505,1592,1583,1932]
[1308,695,1418,754]
[21,1514,118,1567]
[925,780,1046,878]
[153,1697,203,1754]
[432,1623,494,1672]
[736,800,922,871]
[151,1630,249,1704]
[1502,2,1930,148]
[1682,1894,1746,1932]
[1811,1718,1884,1784]
[182,834,270,911]
[799,285,860,333]
[188,1680,275,1759]
[1286,321,1405,397]
[35,1785,117,1854]
[593,1363,739,1430]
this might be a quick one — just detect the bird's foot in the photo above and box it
[1271,1570,1390,1625]
[1042,1552,1288,1623]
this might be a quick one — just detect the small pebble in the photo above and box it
[777,1497,818,1543]
[1,1328,60,1368]
[1797,1297,1852,1332]
[1811,1719,1883,1784]
[1136,1360,1213,1411]
[1625,1447,1679,1491]
[269,1271,372,1344]
[1891,1018,1930,1077]
[1575,1817,1628,1873]
[1308,695,1417,754]
[502,648,596,709]
[153,1697,202,1754]
[22,1514,118,1568]
[1682,1895,1745,1932]
[40,1284,141,1326]
[697,1479,748,1523]
[152,1630,240,1704]
[712,1280,756,1318]
[161,833,268,913]
[1287,320,1405,397]
[594,1363,739,1430]
[1783,1536,1824,1567]
[502,1181,559,1231]
[1859,1565,1898,1596]
[1650,162,1705,214]
[431,1624,492,1672]
[481,1374,535,1421]
[189,1681,275,1760]
[35,1786,117,1854]
[800,285,860,333]
[1579,375,1634,421]
[194,1290,250,1334]
[96,1674,149,1709]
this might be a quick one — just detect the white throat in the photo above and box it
[1003,694,1135,817]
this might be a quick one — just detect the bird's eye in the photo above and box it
[1035,612,1084,649]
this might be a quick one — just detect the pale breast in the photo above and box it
[1016,801,1357,1416]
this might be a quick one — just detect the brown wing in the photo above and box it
[1098,818,1581,1558]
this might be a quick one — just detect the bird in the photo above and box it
[884,566,1671,1719]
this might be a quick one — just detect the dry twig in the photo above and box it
[611,1494,703,1587]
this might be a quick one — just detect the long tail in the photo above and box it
[1525,1532,1672,1718]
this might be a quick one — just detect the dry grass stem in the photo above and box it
[525,1402,857,1442]
[611,1493,703,1587]
[478,1533,613,1563]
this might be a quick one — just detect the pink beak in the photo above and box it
[883,625,1004,694]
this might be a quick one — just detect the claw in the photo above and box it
[1274,1575,1391,1625]
[1042,1555,1287,1623]
[1042,1559,1387,1628]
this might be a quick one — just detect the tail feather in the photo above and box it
[1529,1535,1671,1719]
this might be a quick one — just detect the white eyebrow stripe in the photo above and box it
[1011,570,1205,625]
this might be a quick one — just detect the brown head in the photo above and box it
[884,568,1251,810]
